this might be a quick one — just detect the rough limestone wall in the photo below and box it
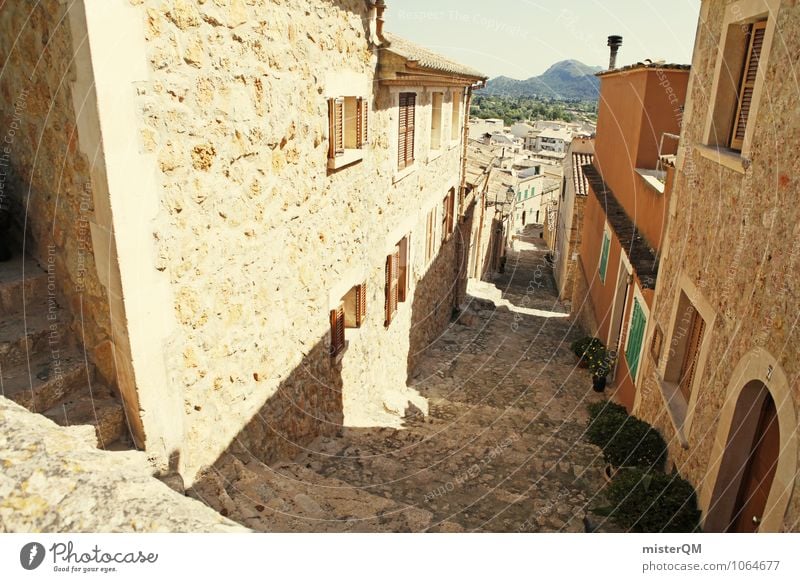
[0,396,244,532]
[129,0,464,478]
[635,0,800,530]
[0,2,113,380]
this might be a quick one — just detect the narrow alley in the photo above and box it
[192,232,612,532]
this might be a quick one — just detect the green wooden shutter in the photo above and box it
[625,298,646,380]
[599,232,610,282]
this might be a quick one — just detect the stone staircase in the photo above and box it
[0,253,131,450]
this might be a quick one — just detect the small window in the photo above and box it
[398,92,416,170]
[441,191,455,243]
[430,92,443,151]
[664,294,707,402]
[330,283,367,357]
[625,297,647,380]
[599,230,611,283]
[451,90,462,141]
[328,96,369,170]
[650,323,664,365]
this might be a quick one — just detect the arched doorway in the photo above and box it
[706,381,780,532]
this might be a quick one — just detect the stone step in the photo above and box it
[0,301,62,369]
[1,346,94,413]
[189,453,445,532]
[42,386,128,449]
[0,255,48,317]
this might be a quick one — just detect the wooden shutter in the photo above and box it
[384,254,394,327]
[625,299,646,380]
[355,283,367,327]
[330,304,345,357]
[679,309,705,401]
[398,93,415,170]
[357,98,369,148]
[328,98,344,159]
[398,238,408,303]
[731,21,766,150]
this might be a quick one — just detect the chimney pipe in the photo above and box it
[607,35,623,70]
[376,0,386,40]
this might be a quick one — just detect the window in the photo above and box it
[384,247,400,327]
[451,90,462,141]
[599,230,610,283]
[663,294,707,402]
[650,323,664,365]
[425,207,437,265]
[430,92,443,151]
[625,297,647,380]
[328,96,369,170]
[441,190,455,243]
[398,92,416,170]
[330,283,367,357]
[730,20,766,150]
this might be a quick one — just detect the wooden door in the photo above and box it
[730,393,780,532]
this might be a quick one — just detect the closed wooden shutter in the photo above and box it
[328,98,344,159]
[330,304,345,356]
[355,283,367,327]
[625,298,646,380]
[679,308,705,401]
[357,98,369,148]
[731,20,766,150]
[398,93,415,169]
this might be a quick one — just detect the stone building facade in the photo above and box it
[1,0,486,484]
[634,0,799,532]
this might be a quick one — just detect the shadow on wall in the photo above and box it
[190,335,344,488]
[407,213,474,375]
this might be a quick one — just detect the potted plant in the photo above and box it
[586,343,614,391]
[570,336,603,368]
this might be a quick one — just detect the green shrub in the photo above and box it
[596,468,701,532]
[585,403,667,470]
[571,336,603,358]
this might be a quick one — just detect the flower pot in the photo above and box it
[592,375,607,392]
[577,356,590,369]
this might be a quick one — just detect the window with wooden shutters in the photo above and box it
[330,304,345,357]
[384,250,400,327]
[441,195,449,243]
[678,307,705,401]
[328,98,344,159]
[398,92,416,170]
[625,298,646,381]
[730,20,766,150]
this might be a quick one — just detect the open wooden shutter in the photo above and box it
[357,98,369,148]
[328,98,344,159]
[391,248,400,316]
[355,283,367,327]
[731,20,766,150]
[384,255,394,327]
[330,304,345,356]
[398,239,408,303]
[679,309,705,401]
[405,94,415,167]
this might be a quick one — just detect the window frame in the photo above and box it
[397,92,417,172]
[327,96,369,171]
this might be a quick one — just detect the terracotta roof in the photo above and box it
[596,62,690,77]
[383,33,487,80]
[572,153,593,197]
[582,163,659,289]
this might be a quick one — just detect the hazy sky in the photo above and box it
[386,0,701,79]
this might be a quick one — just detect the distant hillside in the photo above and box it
[483,60,603,101]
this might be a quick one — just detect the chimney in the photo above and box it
[376,0,386,40]
[607,35,623,70]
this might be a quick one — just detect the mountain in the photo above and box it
[482,60,603,101]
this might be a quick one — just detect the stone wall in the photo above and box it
[126,0,469,480]
[0,2,113,382]
[634,0,800,531]
[0,396,244,532]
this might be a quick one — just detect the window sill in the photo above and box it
[695,144,748,174]
[654,372,690,449]
[328,149,364,171]
[427,149,443,164]
[393,163,418,184]
[635,169,666,194]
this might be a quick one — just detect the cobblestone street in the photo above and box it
[194,235,611,532]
